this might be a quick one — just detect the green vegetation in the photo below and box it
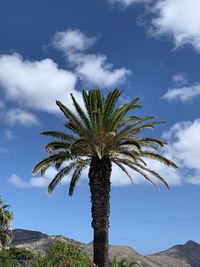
[30,240,91,267]
[0,247,33,267]
[110,257,140,267]
[0,198,13,248]
[33,89,177,267]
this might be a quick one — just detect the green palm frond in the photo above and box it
[112,160,133,184]
[69,159,89,196]
[141,151,178,169]
[56,100,86,134]
[110,98,141,131]
[104,89,122,126]
[140,137,167,148]
[112,158,158,188]
[32,152,71,175]
[45,141,71,153]
[70,93,92,130]
[48,162,76,194]
[41,131,76,142]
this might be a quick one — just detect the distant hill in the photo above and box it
[148,240,200,267]
[11,229,200,267]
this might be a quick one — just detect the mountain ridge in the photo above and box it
[10,229,200,267]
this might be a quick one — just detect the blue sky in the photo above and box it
[0,0,200,255]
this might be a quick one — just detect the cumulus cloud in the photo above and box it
[151,0,200,52]
[162,74,200,102]
[0,53,79,113]
[6,108,39,126]
[110,0,200,53]
[52,29,96,52]
[52,29,131,87]
[162,119,200,185]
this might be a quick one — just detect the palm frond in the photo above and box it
[70,93,92,130]
[45,141,71,153]
[112,160,133,183]
[56,100,86,134]
[32,152,71,175]
[69,160,89,196]
[41,131,76,142]
[140,137,167,148]
[110,98,141,131]
[48,162,77,194]
[141,151,178,169]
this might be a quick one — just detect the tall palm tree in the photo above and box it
[32,89,177,267]
[0,198,13,248]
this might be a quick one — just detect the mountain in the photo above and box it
[10,229,200,267]
[148,240,200,267]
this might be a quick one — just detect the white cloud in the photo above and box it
[162,119,200,185]
[151,0,200,52]
[9,174,30,188]
[9,167,72,189]
[0,53,79,113]
[52,29,96,52]
[74,54,130,87]
[6,108,39,126]
[172,73,188,86]
[162,83,200,102]
[52,29,131,87]
[108,0,151,7]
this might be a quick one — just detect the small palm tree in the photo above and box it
[110,257,140,266]
[0,198,13,248]
[33,89,177,267]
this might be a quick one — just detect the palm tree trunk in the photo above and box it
[89,157,112,267]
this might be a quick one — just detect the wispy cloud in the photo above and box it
[6,108,39,127]
[3,130,15,140]
[52,29,131,87]
[108,0,151,7]
[162,74,200,102]
[9,167,72,189]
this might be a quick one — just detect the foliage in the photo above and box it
[110,257,140,267]
[30,240,91,267]
[0,198,14,248]
[0,248,21,267]
[33,89,177,195]
[8,247,34,260]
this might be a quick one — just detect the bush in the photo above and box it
[0,249,20,267]
[110,257,140,267]
[30,240,92,267]
[0,247,33,266]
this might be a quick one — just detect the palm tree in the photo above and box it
[0,198,13,248]
[32,89,177,267]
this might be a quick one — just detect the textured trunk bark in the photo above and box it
[89,157,112,267]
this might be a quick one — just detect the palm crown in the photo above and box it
[32,89,177,194]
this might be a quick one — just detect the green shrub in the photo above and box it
[8,247,33,260]
[0,247,33,266]
[110,257,140,267]
[30,240,92,267]
[0,249,20,267]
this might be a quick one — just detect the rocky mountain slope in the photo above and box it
[10,229,200,267]
[147,240,200,267]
